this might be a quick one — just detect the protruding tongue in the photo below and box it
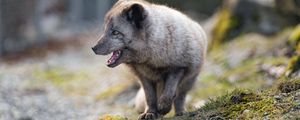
[107,50,121,65]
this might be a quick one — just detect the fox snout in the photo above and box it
[92,44,110,55]
[92,35,112,55]
[92,45,101,55]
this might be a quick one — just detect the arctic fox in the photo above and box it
[92,0,207,119]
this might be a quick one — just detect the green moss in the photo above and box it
[171,87,298,120]
[192,89,268,119]
[99,114,128,120]
[200,89,259,111]
[230,97,279,119]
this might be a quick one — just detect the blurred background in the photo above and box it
[0,0,300,120]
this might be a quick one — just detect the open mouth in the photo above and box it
[107,50,123,67]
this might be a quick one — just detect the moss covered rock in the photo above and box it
[210,8,238,50]
[286,25,300,76]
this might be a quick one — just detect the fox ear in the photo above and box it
[125,3,147,29]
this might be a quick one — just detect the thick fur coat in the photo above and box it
[92,0,207,119]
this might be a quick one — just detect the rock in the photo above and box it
[274,95,282,101]
[275,0,300,16]
[263,112,269,120]
[259,64,286,79]
[264,112,268,116]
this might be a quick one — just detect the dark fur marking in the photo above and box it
[125,4,147,29]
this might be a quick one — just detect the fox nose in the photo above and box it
[92,47,97,53]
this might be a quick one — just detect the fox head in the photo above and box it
[92,1,149,68]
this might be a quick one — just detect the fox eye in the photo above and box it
[112,30,120,35]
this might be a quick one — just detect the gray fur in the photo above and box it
[92,0,207,119]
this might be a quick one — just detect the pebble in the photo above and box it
[264,112,268,116]
[274,95,282,101]
[263,112,269,120]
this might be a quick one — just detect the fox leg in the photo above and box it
[174,75,197,116]
[138,78,159,120]
[157,69,184,115]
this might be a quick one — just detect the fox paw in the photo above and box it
[157,96,173,115]
[175,112,184,116]
[138,112,158,120]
